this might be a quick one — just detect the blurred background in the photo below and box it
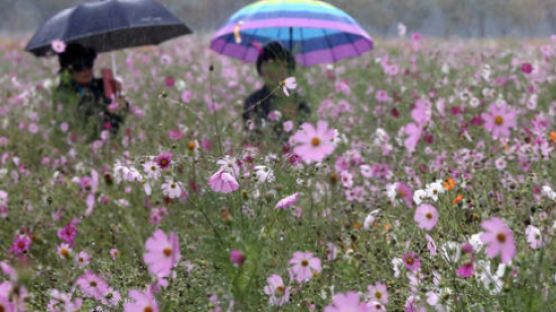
[0,0,554,38]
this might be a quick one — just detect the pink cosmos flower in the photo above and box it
[414,204,438,231]
[264,274,290,306]
[57,243,72,259]
[123,289,158,312]
[402,252,421,272]
[367,281,389,304]
[404,122,422,152]
[283,120,294,132]
[456,243,474,278]
[324,292,370,312]
[480,217,516,264]
[143,230,181,277]
[51,39,66,53]
[0,296,14,312]
[424,234,437,256]
[167,129,183,141]
[375,90,391,102]
[288,251,321,283]
[229,249,245,265]
[208,170,239,193]
[397,182,413,207]
[525,225,543,249]
[289,121,336,164]
[75,251,91,268]
[481,102,517,140]
[282,77,297,96]
[9,234,31,255]
[76,270,109,300]
[275,192,299,210]
[110,248,119,260]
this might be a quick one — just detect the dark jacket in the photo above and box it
[54,77,129,143]
[242,86,310,144]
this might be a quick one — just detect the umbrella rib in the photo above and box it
[299,27,306,66]
[345,31,359,55]
[322,28,336,63]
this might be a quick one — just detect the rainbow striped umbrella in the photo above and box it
[210,0,373,66]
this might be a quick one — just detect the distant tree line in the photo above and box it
[0,0,553,37]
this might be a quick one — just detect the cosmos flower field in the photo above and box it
[0,34,555,311]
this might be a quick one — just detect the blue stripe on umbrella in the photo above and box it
[227,10,354,25]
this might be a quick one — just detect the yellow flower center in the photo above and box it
[144,307,153,312]
[276,286,284,293]
[495,116,503,125]
[406,257,414,265]
[187,141,196,150]
[426,212,433,219]
[311,137,320,146]
[60,248,69,258]
[497,233,506,243]
[375,291,382,299]
[301,259,309,267]
[90,281,97,287]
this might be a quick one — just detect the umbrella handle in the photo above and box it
[111,52,118,77]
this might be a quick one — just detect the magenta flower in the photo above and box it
[402,252,421,272]
[521,62,533,74]
[229,249,245,265]
[57,223,77,246]
[208,170,239,193]
[9,234,31,255]
[456,243,474,278]
[289,121,336,164]
[123,289,158,312]
[480,217,516,264]
[367,281,389,304]
[143,230,181,277]
[414,204,438,231]
[155,153,172,169]
[288,251,321,283]
[263,274,290,306]
[481,102,517,140]
[324,291,370,312]
[275,192,299,210]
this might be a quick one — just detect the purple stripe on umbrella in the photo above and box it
[299,38,373,66]
[213,18,371,39]
[210,38,373,67]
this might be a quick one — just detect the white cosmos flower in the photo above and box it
[161,179,183,199]
[254,165,275,184]
[143,160,161,180]
[413,189,427,205]
[426,181,444,201]
[363,209,381,229]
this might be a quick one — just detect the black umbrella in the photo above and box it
[25,0,192,57]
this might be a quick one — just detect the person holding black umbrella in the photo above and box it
[53,43,129,143]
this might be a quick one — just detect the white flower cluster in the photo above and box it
[413,180,446,204]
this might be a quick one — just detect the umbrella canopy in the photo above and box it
[210,0,373,67]
[25,0,192,57]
